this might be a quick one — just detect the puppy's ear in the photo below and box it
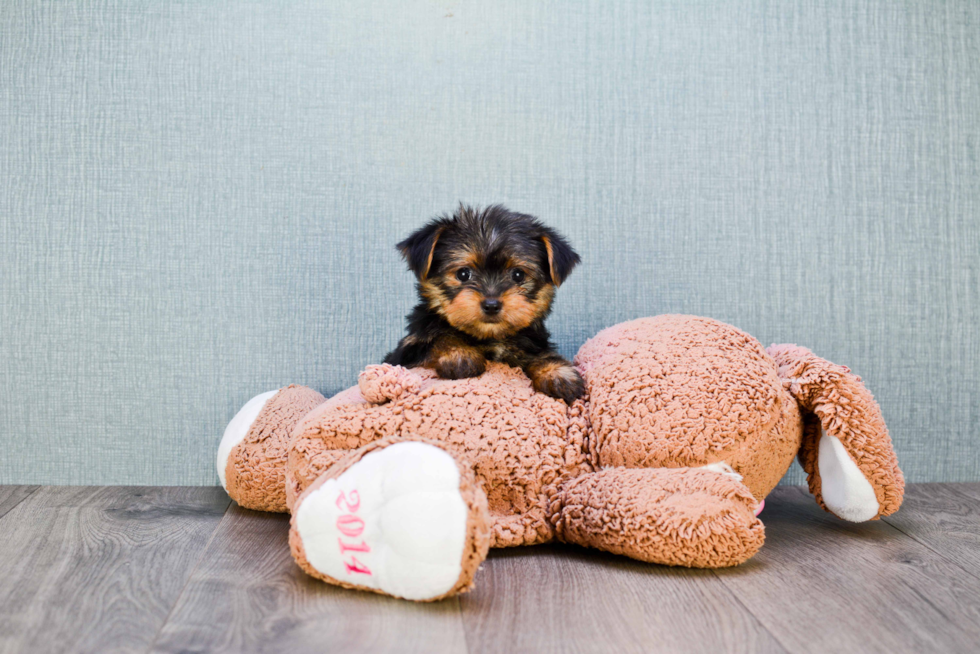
[539,228,580,286]
[396,220,446,280]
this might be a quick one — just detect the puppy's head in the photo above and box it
[397,204,580,339]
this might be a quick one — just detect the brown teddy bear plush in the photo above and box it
[217,315,903,601]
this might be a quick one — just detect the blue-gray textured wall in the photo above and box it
[1,0,978,485]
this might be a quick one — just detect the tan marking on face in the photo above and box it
[420,280,450,315]
[504,256,536,275]
[443,249,481,277]
[441,288,516,339]
[513,284,556,324]
[437,249,482,292]
[436,264,556,340]
[467,321,517,339]
[443,287,486,328]
[496,287,543,332]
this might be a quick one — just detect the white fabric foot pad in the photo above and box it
[216,390,279,490]
[290,441,481,601]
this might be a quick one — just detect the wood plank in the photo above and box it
[882,483,980,580]
[0,486,229,654]
[713,486,980,654]
[150,503,469,654]
[2,483,975,653]
[459,543,786,654]
[947,482,980,502]
[0,485,39,519]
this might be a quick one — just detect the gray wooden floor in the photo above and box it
[1,484,978,654]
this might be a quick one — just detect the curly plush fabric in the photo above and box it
[576,315,782,468]
[555,467,765,567]
[225,385,325,512]
[357,363,425,404]
[576,315,801,501]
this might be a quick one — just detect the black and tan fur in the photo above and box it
[384,204,585,403]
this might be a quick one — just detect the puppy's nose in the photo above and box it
[481,298,502,315]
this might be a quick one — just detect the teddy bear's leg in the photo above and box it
[767,344,904,522]
[218,385,327,513]
[289,437,491,601]
[554,467,765,568]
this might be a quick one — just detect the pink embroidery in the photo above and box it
[338,538,371,555]
[336,488,371,576]
[336,514,365,538]
[344,557,371,576]
[335,489,361,512]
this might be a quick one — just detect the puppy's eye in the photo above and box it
[455,268,472,282]
[511,269,526,284]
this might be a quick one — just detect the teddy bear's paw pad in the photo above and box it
[294,442,469,600]
[217,389,280,490]
[698,461,767,516]
[699,461,743,482]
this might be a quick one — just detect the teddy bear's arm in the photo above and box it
[767,344,904,522]
[553,467,765,568]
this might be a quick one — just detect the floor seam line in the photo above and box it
[708,568,794,654]
[938,482,980,504]
[0,485,42,521]
[143,494,233,654]
[707,485,806,654]
[455,597,472,654]
[709,490,805,654]
[795,485,980,584]
[881,488,980,585]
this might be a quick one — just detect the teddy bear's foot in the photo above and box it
[289,439,491,601]
[217,389,280,491]
[556,467,765,568]
[218,385,326,513]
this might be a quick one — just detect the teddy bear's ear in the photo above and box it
[397,219,447,280]
[767,344,904,522]
[538,227,580,287]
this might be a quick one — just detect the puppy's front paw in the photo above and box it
[530,363,586,404]
[434,350,487,380]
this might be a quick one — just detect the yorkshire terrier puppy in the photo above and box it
[384,204,585,403]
